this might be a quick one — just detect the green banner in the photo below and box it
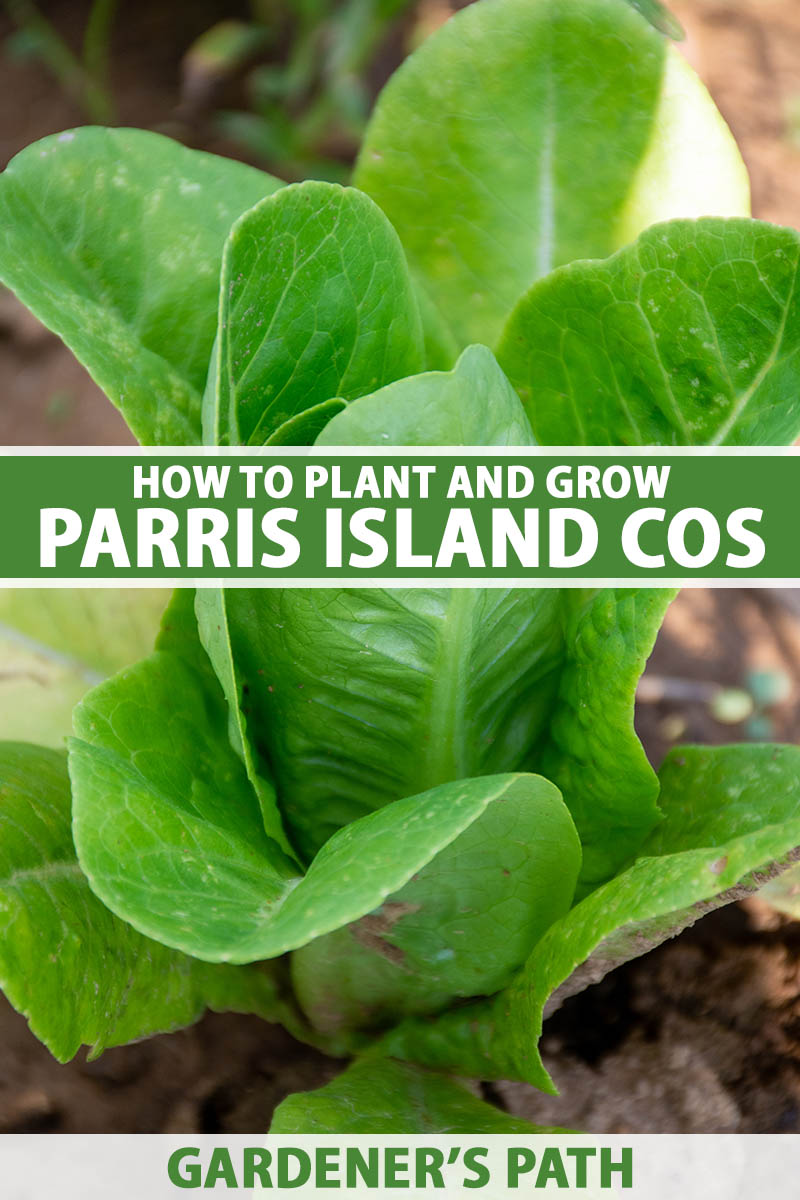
[1,449,797,582]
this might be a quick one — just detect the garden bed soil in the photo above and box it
[2,0,800,1135]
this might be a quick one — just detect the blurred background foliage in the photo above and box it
[2,0,436,180]
[1,0,684,181]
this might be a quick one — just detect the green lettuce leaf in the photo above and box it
[193,588,295,859]
[270,1057,542,1133]
[0,128,281,444]
[316,345,534,446]
[0,742,298,1063]
[535,588,675,891]
[291,773,579,1033]
[204,181,424,446]
[69,587,299,960]
[499,218,800,446]
[355,0,748,351]
[216,586,666,883]
[265,399,348,446]
[378,743,800,1088]
[213,588,566,861]
[70,596,568,967]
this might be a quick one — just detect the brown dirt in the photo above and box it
[672,0,800,230]
[637,588,800,764]
[501,901,800,1133]
[0,1000,336,1134]
[3,0,800,1135]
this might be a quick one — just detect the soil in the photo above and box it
[501,900,800,1134]
[0,1003,337,1134]
[3,0,800,1135]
